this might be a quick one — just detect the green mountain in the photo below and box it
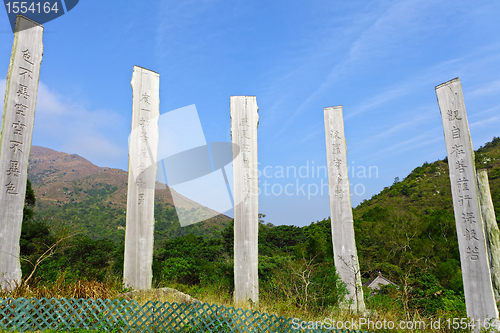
[27,146,232,244]
[21,138,500,318]
[28,136,500,275]
[351,137,500,301]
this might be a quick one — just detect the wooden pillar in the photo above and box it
[231,96,259,305]
[477,169,500,301]
[324,106,365,312]
[436,78,498,325]
[123,66,159,290]
[0,15,43,291]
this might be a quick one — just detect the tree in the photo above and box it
[20,180,67,284]
[221,220,234,255]
[62,235,116,281]
[23,179,36,222]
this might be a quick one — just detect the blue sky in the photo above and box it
[1,0,500,227]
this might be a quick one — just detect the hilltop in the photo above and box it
[28,146,232,243]
[350,137,500,304]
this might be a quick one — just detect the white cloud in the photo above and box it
[470,114,500,129]
[154,0,224,62]
[269,0,500,144]
[357,104,436,144]
[36,83,68,115]
[468,79,500,99]
[345,83,420,120]
[1,79,127,169]
[271,0,441,138]
[370,133,442,158]
[299,128,323,145]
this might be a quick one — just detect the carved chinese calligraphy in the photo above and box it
[324,106,365,312]
[0,15,43,291]
[231,96,259,305]
[123,66,159,290]
[436,78,498,323]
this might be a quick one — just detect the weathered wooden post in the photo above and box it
[0,15,43,291]
[231,96,259,305]
[324,106,365,312]
[123,66,159,290]
[436,78,498,325]
[477,169,500,301]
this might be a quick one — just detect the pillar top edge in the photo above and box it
[16,14,44,29]
[435,77,460,90]
[133,66,159,75]
[324,106,343,110]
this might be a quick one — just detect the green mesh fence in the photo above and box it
[0,297,373,332]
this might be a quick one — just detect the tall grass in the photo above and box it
[0,275,122,300]
[0,278,483,332]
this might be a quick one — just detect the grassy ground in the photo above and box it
[0,279,492,332]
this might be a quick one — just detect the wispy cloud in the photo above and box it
[470,114,500,129]
[366,132,442,160]
[361,106,436,143]
[345,83,423,120]
[0,79,127,169]
[299,126,324,145]
[154,0,225,62]
[271,0,440,137]
[468,79,500,99]
[270,0,500,143]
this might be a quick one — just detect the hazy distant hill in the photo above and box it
[28,146,232,244]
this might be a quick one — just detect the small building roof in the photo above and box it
[363,272,397,290]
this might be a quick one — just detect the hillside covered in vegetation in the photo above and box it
[27,146,232,244]
[12,137,500,326]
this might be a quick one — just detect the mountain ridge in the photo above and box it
[28,146,232,243]
[351,136,500,289]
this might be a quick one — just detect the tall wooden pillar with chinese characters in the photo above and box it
[476,169,500,301]
[123,66,159,290]
[231,96,259,305]
[0,16,43,291]
[324,106,365,312]
[436,78,498,324]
